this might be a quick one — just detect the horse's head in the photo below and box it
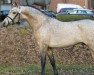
[2,3,46,27]
[2,3,22,27]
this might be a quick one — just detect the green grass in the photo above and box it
[56,15,94,22]
[0,64,94,75]
[0,65,41,75]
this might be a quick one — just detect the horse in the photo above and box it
[2,5,94,75]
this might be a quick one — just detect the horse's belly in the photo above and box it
[49,39,79,47]
[49,36,82,47]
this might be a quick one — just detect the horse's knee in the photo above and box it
[41,54,46,64]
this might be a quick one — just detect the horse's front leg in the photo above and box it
[41,51,46,75]
[47,48,58,75]
[39,46,47,75]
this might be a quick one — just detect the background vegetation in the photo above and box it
[56,15,94,22]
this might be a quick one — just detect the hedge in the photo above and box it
[56,15,94,22]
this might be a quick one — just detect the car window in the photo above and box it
[59,8,76,13]
[82,11,87,14]
[69,10,76,14]
[77,10,87,14]
[86,11,93,14]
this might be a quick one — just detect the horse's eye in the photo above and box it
[13,12,16,14]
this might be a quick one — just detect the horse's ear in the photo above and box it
[12,2,18,7]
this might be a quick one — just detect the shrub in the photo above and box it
[56,15,94,22]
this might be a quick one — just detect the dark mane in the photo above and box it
[31,6,51,17]
[21,5,53,18]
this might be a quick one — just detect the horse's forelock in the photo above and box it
[11,7,20,12]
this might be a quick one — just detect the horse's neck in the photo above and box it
[22,12,47,31]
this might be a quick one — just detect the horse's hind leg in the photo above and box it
[47,48,58,75]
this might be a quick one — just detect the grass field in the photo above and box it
[0,64,94,75]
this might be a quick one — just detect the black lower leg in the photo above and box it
[47,50,58,75]
[41,54,46,75]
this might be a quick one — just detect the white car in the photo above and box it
[57,4,83,13]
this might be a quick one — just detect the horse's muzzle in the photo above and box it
[1,21,9,27]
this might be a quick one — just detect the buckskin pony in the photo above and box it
[2,5,94,75]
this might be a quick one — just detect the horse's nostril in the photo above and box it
[2,22,7,27]
[16,22,20,24]
[2,22,5,25]
[3,22,5,25]
[3,23,6,27]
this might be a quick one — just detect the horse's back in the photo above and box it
[44,19,94,47]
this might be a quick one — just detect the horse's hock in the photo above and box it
[0,24,93,66]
